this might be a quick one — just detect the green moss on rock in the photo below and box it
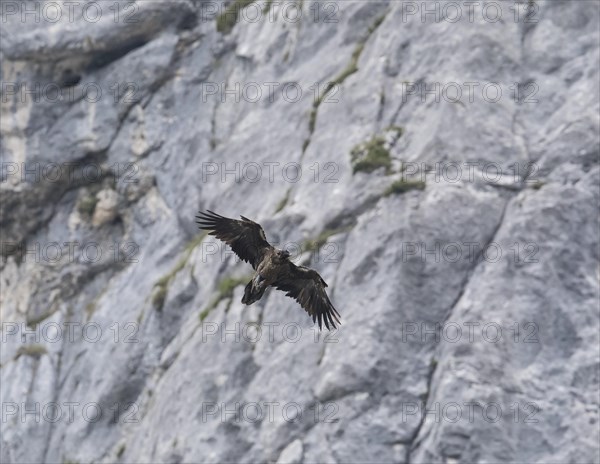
[77,194,97,216]
[216,0,255,34]
[16,344,48,359]
[384,179,425,196]
[275,188,291,213]
[351,135,392,174]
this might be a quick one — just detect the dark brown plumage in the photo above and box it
[196,210,341,330]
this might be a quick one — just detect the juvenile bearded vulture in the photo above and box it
[196,210,341,330]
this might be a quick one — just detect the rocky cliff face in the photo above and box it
[1,1,599,463]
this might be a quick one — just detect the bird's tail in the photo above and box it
[242,276,266,305]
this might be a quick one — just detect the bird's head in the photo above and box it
[277,249,291,259]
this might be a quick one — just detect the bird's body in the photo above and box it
[196,210,341,330]
[256,248,289,284]
[242,248,289,305]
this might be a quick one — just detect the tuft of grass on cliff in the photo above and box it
[351,135,392,174]
[383,179,426,196]
[217,0,256,34]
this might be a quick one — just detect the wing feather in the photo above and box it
[273,263,341,330]
[195,210,273,269]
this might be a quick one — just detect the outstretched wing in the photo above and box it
[196,210,273,269]
[273,264,341,330]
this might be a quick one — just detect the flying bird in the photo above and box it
[196,210,341,330]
